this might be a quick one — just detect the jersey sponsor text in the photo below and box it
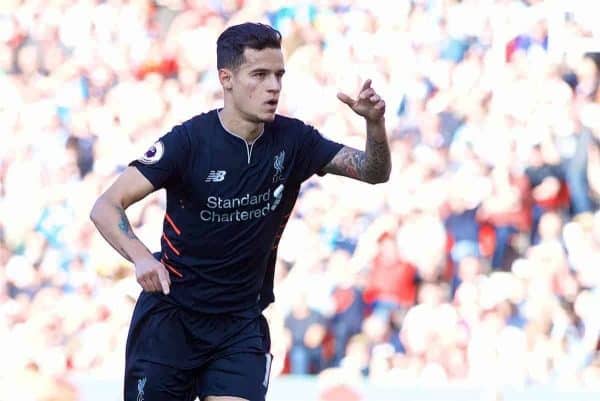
[200,187,283,222]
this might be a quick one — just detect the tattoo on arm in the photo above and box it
[364,135,391,182]
[324,147,367,180]
[323,139,390,183]
[117,208,137,240]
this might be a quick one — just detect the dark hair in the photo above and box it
[216,22,282,70]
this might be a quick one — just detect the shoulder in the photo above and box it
[183,110,217,134]
[271,114,314,138]
[173,110,219,150]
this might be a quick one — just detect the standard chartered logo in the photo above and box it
[200,185,284,222]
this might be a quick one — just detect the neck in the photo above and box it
[218,106,264,143]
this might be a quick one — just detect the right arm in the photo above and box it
[90,166,170,294]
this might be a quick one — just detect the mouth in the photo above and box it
[265,99,278,109]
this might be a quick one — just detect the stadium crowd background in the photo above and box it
[2,0,600,399]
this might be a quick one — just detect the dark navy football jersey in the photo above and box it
[129,109,343,314]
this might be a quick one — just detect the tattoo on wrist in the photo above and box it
[364,135,390,180]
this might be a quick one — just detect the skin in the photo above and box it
[323,78,391,184]
[218,47,391,184]
[217,47,285,142]
[90,45,391,401]
[90,167,170,294]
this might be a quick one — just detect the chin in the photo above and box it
[259,112,277,122]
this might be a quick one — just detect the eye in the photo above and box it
[254,71,266,78]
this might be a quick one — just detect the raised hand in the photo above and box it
[337,79,386,123]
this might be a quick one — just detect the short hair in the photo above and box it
[216,22,282,70]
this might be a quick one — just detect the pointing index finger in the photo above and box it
[337,92,355,106]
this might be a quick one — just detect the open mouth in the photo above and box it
[266,100,278,107]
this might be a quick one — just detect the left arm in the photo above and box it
[322,79,391,184]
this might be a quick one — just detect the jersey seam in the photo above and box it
[217,109,264,164]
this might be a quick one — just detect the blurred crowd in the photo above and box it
[2,0,600,399]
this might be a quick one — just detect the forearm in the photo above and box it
[363,118,391,183]
[90,196,153,263]
[321,119,391,184]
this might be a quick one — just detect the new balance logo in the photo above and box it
[205,170,226,182]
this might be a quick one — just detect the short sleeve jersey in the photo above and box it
[129,110,343,314]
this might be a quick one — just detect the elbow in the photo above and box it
[90,194,126,223]
[90,195,113,224]
[89,198,102,224]
[370,175,390,185]
[367,166,391,185]
[380,167,392,183]
[365,175,388,185]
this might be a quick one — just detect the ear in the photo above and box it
[218,68,233,90]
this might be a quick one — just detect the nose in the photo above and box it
[267,74,281,93]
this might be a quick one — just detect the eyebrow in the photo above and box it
[250,68,286,74]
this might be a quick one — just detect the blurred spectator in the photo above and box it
[562,126,595,215]
[477,164,531,270]
[524,142,569,244]
[285,293,327,375]
[328,250,366,367]
[363,232,417,319]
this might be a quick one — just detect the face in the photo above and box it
[220,47,285,123]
